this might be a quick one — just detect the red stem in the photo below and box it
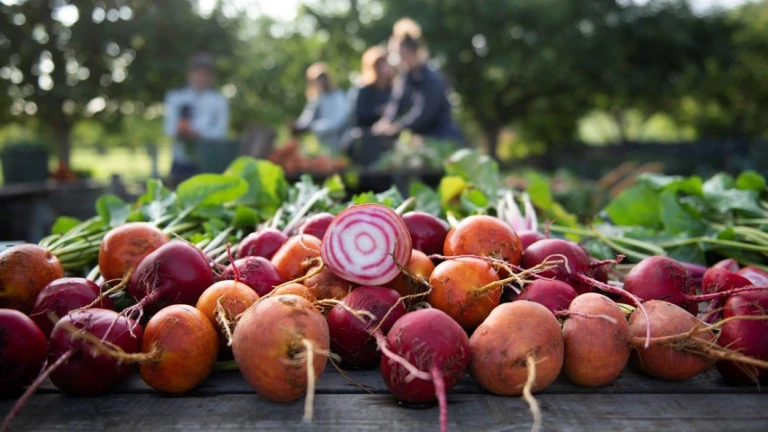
[591,255,625,268]
[1,350,74,432]
[226,243,240,284]
[688,286,767,302]
[431,366,448,432]
[574,273,652,348]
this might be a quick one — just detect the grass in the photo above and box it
[66,146,173,183]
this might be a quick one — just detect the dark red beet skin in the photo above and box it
[328,286,406,368]
[0,309,47,394]
[737,267,768,287]
[220,257,283,297]
[518,230,545,250]
[128,241,215,314]
[31,277,114,337]
[716,291,768,384]
[712,258,740,272]
[515,279,577,314]
[521,239,593,294]
[297,213,334,240]
[623,256,698,315]
[702,268,752,295]
[48,308,142,395]
[380,309,470,404]
[402,212,449,256]
[238,228,288,260]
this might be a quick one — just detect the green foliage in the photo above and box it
[176,174,248,209]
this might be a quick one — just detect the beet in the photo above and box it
[737,266,768,286]
[327,286,406,368]
[0,244,64,313]
[98,222,168,281]
[238,228,288,260]
[515,279,577,315]
[31,277,114,337]
[128,241,215,315]
[716,290,768,384]
[521,239,593,294]
[712,258,740,272]
[379,309,470,432]
[0,309,47,394]
[401,211,450,256]
[623,256,698,315]
[297,213,334,240]
[443,215,523,266]
[518,230,545,250]
[48,308,143,395]
[220,257,283,297]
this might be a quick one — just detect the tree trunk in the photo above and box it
[56,125,73,167]
[484,125,502,162]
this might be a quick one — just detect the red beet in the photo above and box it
[238,228,288,260]
[0,309,47,394]
[716,290,768,384]
[518,230,545,250]
[327,286,406,368]
[379,309,470,432]
[713,258,740,272]
[297,213,334,240]
[624,256,699,315]
[515,279,578,314]
[521,239,593,294]
[402,212,450,256]
[702,268,752,295]
[737,267,768,287]
[220,257,283,297]
[31,278,114,337]
[48,308,142,395]
[128,241,215,315]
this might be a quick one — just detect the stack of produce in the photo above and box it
[1,153,767,432]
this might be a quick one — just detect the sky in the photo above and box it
[197,0,756,21]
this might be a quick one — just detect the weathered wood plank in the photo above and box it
[2,393,766,431]
[36,366,759,396]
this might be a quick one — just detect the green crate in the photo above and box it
[0,141,49,184]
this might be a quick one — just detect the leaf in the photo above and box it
[51,216,81,235]
[639,173,703,196]
[659,191,705,235]
[444,149,499,198]
[735,171,767,191]
[461,188,489,213]
[603,184,662,228]
[176,174,248,209]
[409,181,442,216]
[96,195,131,227]
[137,179,175,221]
[233,205,259,229]
[323,174,346,199]
[352,186,404,208]
[225,157,288,214]
[527,172,553,210]
[438,176,467,206]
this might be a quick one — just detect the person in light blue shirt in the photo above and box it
[292,62,349,155]
[164,53,230,182]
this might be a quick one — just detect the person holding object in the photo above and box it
[293,62,349,156]
[163,53,229,182]
[372,19,463,144]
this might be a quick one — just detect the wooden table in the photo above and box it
[2,365,766,431]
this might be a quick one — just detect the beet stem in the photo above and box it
[430,367,448,432]
[523,354,542,432]
[374,332,431,382]
[226,243,240,284]
[1,349,75,432]
[555,310,618,324]
[574,273,652,348]
[688,286,768,302]
[394,197,416,215]
[77,267,135,312]
[301,339,316,423]
[282,189,329,236]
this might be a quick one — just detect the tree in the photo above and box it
[0,0,238,166]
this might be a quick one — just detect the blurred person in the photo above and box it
[373,19,462,143]
[164,53,229,182]
[292,62,349,155]
[353,45,394,128]
[345,46,396,166]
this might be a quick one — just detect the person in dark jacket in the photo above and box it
[372,22,462,143]
[353,45,394,128]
